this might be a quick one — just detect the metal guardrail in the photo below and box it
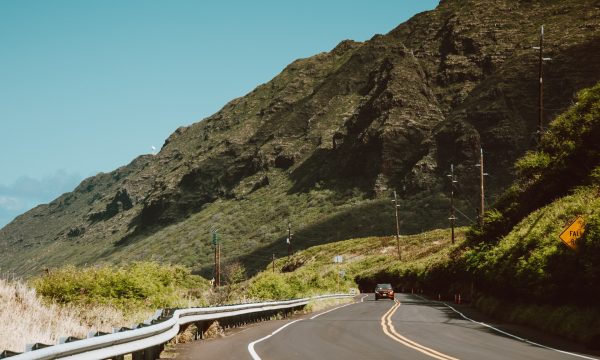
[2,294,353,360]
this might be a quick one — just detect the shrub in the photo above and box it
[246,272,294,300]
[32,262,208,312]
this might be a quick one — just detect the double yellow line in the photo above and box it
[381,299,459,360]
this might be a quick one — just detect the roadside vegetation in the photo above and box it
[352,82,600,346]
[0,262,209,353]
[32,262,209,311]
[246,228,464,300]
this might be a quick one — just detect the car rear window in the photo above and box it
[376,284,392,289]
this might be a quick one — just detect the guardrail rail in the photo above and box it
[1,294,354,360]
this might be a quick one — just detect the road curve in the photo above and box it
[174,293,599,360]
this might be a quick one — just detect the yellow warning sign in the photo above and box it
[559,216,585,250]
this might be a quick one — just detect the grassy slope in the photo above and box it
[245,228,466,300]
[468,186,600,304]
[102,170,455,278]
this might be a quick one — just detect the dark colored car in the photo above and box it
[374,283,394,300]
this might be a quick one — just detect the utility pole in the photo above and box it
[286,222,293,259]
[533,25,552,144]
[272,253,275,273]
[216,242,221,287]
[447,164,458,244]
[212,230,220,287]
[474,148,488,228]
[392,190,401,260]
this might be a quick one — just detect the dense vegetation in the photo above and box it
[465,82,600,304]
[32,262,209,312]
[246,228,464,300]
[352,82,600,345]
[470,81,600,246]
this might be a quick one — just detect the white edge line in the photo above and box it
[360,294,368,302]
[444,302,599,360]
[415,295,599,360]
[310,303,353,320]
[248,319,303,360]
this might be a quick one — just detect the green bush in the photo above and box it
[32,262,208,311]
[246,272,295,300]
[515,151,552,180]
[246,264,345,301]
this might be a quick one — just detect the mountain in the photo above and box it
[2,0,599,276]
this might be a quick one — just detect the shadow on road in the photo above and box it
[395,293,600,357]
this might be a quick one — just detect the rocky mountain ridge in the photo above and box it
[2,0,599,276]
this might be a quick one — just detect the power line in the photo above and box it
[455,207,476,224]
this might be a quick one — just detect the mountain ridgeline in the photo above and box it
[2,0,599,276]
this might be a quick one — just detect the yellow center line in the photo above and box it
[380,299,460,360]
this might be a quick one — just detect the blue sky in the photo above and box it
[0,0,439,227]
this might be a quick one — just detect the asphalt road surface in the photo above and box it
[174,293,599,360]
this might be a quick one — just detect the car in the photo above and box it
[374,283,394,300]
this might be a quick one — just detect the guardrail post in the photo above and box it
[193,322,202,340]
[197,321,211,340]
[143,345,160,360]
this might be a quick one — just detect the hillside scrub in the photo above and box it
[470,81,600,245]
[456,81,600,342]
[247,229,463,300]
[464,186,600,306]
[351,83,600,344]
[349,189,600,343]
[32,262,209,312]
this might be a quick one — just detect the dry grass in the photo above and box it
[0,278,149,353]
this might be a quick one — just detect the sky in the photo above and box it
[0,0,439,227]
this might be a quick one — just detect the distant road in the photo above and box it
[175,293,599,360]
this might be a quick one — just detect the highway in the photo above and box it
[174,293,599,360]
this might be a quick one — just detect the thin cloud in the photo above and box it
[0,196,24,212]
[0,171,82,228]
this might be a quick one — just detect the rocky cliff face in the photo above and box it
[2,0,599,276]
